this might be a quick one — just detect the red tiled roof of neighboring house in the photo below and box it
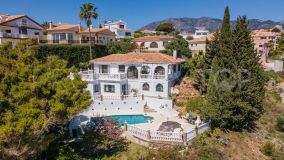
[133,35,175,42]
[46,24,83,32]
[91,52,185,64]
[79,28,116,36]
[0,14,44,29]
[188,33,214,43]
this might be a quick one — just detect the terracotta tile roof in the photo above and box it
[0,14,44,29]
[188,33,214,43]
[79,28,116,36]
[133,35,175,42]
[46,24,82,32]
[0,14,25,24]
[91,52,185,64]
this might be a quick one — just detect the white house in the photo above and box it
[188,33,214,56]
[103,20,133,38]
[0,14,44,46]
[40,23,115,44]
[193,28,209,38]
[133,35,175,52]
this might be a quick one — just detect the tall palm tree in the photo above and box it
[79,3,98,69]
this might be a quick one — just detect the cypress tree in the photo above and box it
[205,6,241,130]
[205,10,266,131]
[231,16,265,129]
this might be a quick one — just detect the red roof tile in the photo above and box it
[91,52,185,64]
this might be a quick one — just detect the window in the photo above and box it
[178,64,181,71]
[163,41,168,47]
[100,65,109,73]
[104,85,115,93]
[141,66,150,74]
[173,65,176,73]
[154,66,165,75]
[34,32,39,35]
[94,85,99,92]
[142,83,150,91]
[156,84,163,92]
[125,32,131,36]
[5,30,11,33]
[119,65,125,72]
[119,24,125,29]
[191,44,193,47]
[150,42,158,48]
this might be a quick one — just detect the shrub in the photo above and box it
[35,44,108,68]
[276,116,284,132]
[187,96,206,112]
[260,142,275,156]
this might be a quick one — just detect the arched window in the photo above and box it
[154,66,165,75]
[156,84,163,92]
[127,66,138,79]
[150,42,158,48]
[140,42,145,47]
[142,83,150,91]
[141,66,151,74]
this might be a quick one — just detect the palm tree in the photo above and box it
[79,3,98,69]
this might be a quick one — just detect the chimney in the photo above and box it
[173,50,177,59]
[49,21,53,29]
[78,23,81,32]
[90,24,93,30]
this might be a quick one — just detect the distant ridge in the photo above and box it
[140,17,284,32]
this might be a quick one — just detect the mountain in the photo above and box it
[140,17,284,32]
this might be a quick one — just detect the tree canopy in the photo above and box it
[0,40,92,159]
[155,22,175,33]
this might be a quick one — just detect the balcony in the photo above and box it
[0,32,29,39]
[98,73,127,81]
[78,71,127,81]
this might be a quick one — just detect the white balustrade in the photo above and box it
[150,131,182,142]
[126,123,209,143]
[153,74,166,79]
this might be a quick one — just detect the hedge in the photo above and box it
[35,44,108,68]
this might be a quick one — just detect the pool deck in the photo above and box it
[130,112,196,132]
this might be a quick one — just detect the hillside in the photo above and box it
[140,17,284,32]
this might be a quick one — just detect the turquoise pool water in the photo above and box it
[106,115,153,126]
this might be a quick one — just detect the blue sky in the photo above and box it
[1,0,283,30]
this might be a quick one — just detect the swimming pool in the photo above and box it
[106,114,153,126]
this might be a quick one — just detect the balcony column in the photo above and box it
[137,66,141,80]
[165,64,169,80]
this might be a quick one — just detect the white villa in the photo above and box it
[103,20,133,39]
[0,14,44,46]
[69,52,210,144]
[133,35,175,52]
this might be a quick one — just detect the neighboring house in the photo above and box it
[0,14,44,46]
[259,45,283,72]
[252,29,280,53]
[188,33,214,56]
[78,28,115,44]
[133,35,175,52]
[40,23,115,44]
[103,20,133,38]
[193,28,209,38]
